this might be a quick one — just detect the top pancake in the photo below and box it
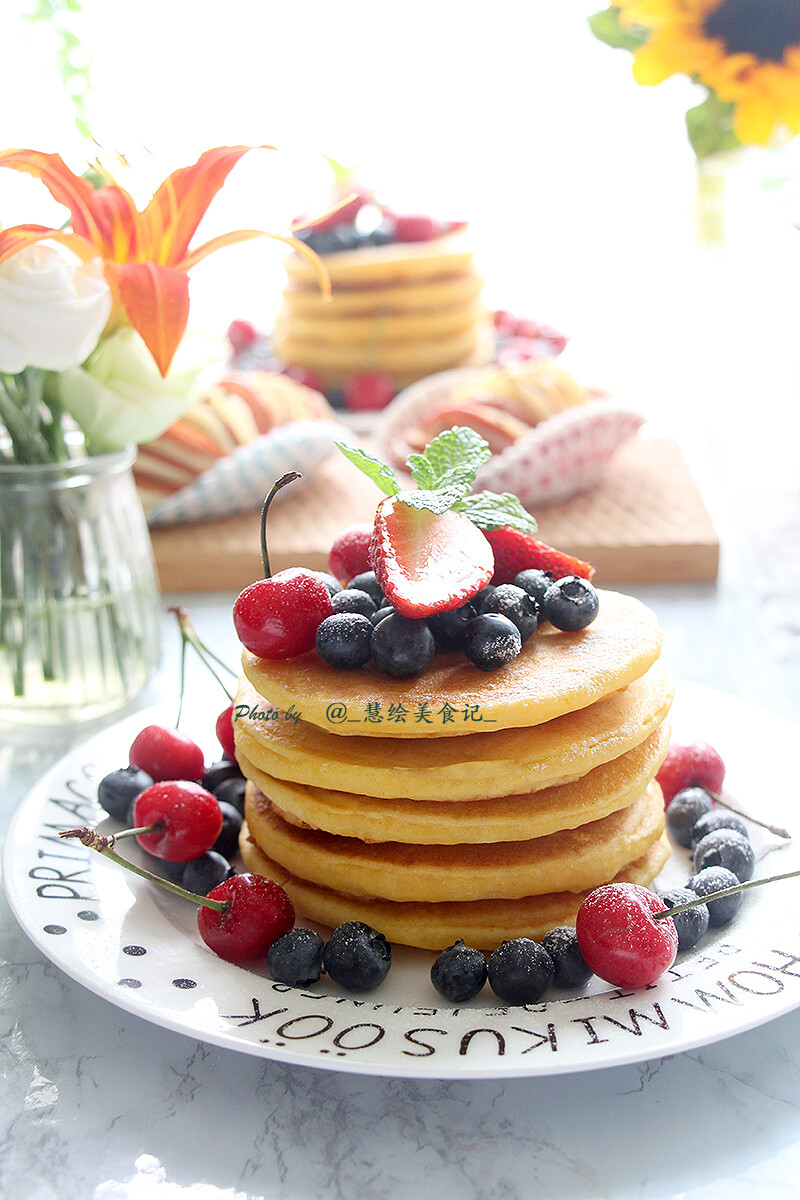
[283,231,477,287]
[241,589,662,738]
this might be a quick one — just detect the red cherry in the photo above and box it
[281,365,326,394]
[657,742,726,808]
[392,214,443,243]
[344,373,395,412]
[576,883,679,989]
[129,725,205,783]
[197,873,295,961]
[227,319,258,354]
[328,523,373,582]
[233,569,332,659]
[133,781,223,862]
[216,704,237,760]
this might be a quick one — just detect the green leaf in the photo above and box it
[405,426,491,493]
[395,485,470,516]
[588,7,648,51]
[454,491,538,535]
[335,442,400,497]
[686,91,741,158]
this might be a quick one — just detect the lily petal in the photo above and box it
[0,224,99,266]
[144,145,274,265]
[180,229,331,299]
[0,149,110,249]
[104,261,190,377]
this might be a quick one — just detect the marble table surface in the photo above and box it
[4,167,800,1200]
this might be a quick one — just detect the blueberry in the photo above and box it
[316,612,373,669]
[488,938,555,1004]
[331,588,377,618]
[322,921,392,992]
[426,602,476,649]
[462,613,522,671]
[268,927,325,987]
[181,851,234,895]
[214,775,247,815]
[686,865,742,927]
[512,569,554,611]
[430,940,487,1002]
[97,766,153,823]
[329,224,361,252]
[202,759,243,795]
[346,571,384,607]
[367,220,395,246]
[471,584,497,612]
[313,571,342,598]
[213,801,243,860]
[541,926,592,988]
[370,612,435,677]
[479,583,539,641]
[371,604,397,626]
[693,829,755,882]
[542,577,600,632]
[659,886,710,951]
[690,809,749,848]
[666,787,714,847]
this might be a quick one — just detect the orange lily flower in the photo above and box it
[0,146,329,376]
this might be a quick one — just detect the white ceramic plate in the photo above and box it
[4,683,800,1080]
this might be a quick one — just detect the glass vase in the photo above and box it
[0,446,162,725]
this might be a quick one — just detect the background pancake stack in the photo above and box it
[235,590,673,951]
[273,231,490,391]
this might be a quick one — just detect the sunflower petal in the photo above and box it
[144,145,274,265]
[104,261,190,377]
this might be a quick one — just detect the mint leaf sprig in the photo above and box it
[336,427,538,536]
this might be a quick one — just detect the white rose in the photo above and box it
[0,243,112,374]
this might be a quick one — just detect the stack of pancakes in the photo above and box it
[273,231,490,391]
[235,590,673,951]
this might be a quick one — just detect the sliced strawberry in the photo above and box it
[483,526,594,585]
[371,496,494,618]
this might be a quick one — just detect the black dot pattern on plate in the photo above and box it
[43,925,67,935]
[122,945,147,956]
[118,978,142,989]
[77,910,99,921]
[172,978,197,990]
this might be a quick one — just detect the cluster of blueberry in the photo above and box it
[659,786,755,950]
[315,567,601,677]
[97,756,246,897]
[294,212,452,257]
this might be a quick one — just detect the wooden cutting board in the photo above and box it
[150,436,719,592]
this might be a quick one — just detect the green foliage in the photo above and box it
[588,7,648,52]
[335,443,400,497]
[686,91,741,158]
[406,426,491,494]
[453,491,538,535]
[24,0,93,141]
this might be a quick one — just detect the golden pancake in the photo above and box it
[243,779,665,903]
[239,720,669,844]
[275,302,484,347]
[239,827,671,951]
[241,590,663,739]
[283,231,477,287]
[233,664,673,799]
[272,325,480,377]
[281,272,485,315]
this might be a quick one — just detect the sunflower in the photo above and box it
[613,0,800,144]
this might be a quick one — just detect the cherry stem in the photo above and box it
[260,472,301,578]
[713,792,791,840]
[59,827,229,913]
[653,865,800,922]
[169,607,236,714]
